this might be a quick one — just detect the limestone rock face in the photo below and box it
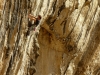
[0,0,39,75]
[0,0,100,75]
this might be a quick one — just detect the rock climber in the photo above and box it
[26,14,41,35]
[28,14,41,30]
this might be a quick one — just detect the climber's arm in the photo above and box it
[28,14,36,21]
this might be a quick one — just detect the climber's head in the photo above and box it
[38,15,41,20]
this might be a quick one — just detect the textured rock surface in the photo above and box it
[0,0,100,75]
[0,0,40,75]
